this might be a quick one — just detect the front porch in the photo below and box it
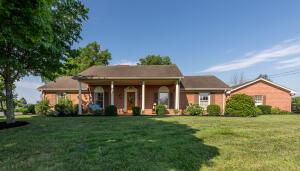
[77,79,181,115]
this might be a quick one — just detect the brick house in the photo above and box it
[38,65,295,114]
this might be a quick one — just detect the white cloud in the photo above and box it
[276,57,300,69]
[16,80,42,90]
[202,39,300,72]
[112,59,138,65]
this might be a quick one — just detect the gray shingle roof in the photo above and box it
[75,65,183,79]
[37,76,88,91]
[181,76,229,89]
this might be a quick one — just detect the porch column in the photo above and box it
[175,81,180,110]
[78,81,82,115]
[111,81,114,105]
[142,81,145,112]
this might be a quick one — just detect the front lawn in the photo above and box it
[1,115,300,170]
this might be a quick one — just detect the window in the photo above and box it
[254,95,263,106]
[56,92,67,104]
[94,87,104,108]
[158,86,169,107]
[199,93,210,109]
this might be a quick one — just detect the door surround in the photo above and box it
[124,86,138,112]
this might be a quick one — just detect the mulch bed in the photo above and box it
[0,121,29,130]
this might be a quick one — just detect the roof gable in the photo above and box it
[229,78,296,94]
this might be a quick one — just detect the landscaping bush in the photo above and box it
[255,107,263,115]
[54,98,74,116]
[105,105,117,116]
[73,104,79,115]
[271,107,291,115]
[207,104,221,116]
[35,99,50,115]
[257,105,272,114]
[185,104,204,116]
[94,109,104,115]
[132,106,141,116]
[25,104,36,114]
[225,94,256,117]
[156,104,166,115]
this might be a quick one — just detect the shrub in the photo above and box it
[255,107,263,115]
[73,104,79,115]
[225,94,256,117]
[25,104,36,114]
[105,105,117,116]
[271,107,291,115]
[35,99,50,115]
[132,106,141,116]
[156,104,166,115]
[257,105,272,114]
[54,98,74,116]
[207,104,221,116]
[94,109,104,115]
[185,104,204,116]
[174,109,180,115]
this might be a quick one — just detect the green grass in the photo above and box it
[1,115,300,170]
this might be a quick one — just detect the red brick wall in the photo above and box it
[43,91,91,112]
[230,81,292,111]
[180,91,225,112]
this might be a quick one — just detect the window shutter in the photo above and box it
[194,93,199,104]
[169,92,173,108]
[263,95,267,105]
[104,92,109,107]
[154,92,158,104]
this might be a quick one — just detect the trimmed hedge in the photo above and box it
[185,104,204,116]
[257,105,272,114]
[225,94,256,117]
[132,106,141,116]
[105,105,117,116]
[255,107,263,115]
[156,104,166,115]
[207,104,221,116]
[271,107,291,115]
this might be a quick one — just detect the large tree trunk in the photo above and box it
[4,79,15,124]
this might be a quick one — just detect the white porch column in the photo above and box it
[78,81,82,115]
[111,81,114,105]
[175,81,180,110]
[142,81,145,112]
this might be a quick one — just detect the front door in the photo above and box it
[127,92,135,112]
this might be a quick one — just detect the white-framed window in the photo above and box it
[56,92,67,104]
[94,86,104,108]
[199,92,210,109]
[254,95,263,106]
[158,86,169,108]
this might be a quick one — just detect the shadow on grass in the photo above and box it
[0,116,219,170]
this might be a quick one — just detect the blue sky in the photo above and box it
[17,0,300,103]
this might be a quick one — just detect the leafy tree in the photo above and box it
[58,41,111,77]
[293,96,300,113]
[138,55,172,65]
[257,74,272,81]
[0,0,88,123]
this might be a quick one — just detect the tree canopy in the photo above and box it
[257,74,272,81]
[138,55,172,65]
[47,41,111,80]
[0,0,88,123]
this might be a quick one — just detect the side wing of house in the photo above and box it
[180,76,229,113]
[227,78,295,112]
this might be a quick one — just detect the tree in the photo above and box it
[138,55,172,65]
[59,41,111,77]
[230,73,246,86]
[257,74,272,81]
[0,0,88,123]
[293,96,300,113]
